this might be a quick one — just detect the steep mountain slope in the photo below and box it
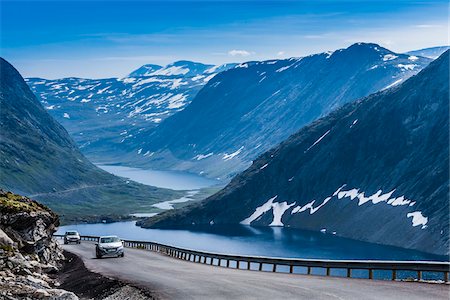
[144,51,449,255]
[26,61,236,163]
[0,58,181,221]
[406,46,449,59]
[124,43,431,179]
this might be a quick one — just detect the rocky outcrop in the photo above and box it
[0,190,78,299]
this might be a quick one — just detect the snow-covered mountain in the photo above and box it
[144,51,449,256]
[26,61,236,162]
[121,43,432,179]
[406,46,449,59]
[0,58,181,221]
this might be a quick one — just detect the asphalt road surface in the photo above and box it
[62,241,449,300]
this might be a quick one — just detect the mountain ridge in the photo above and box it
[122,43,432,180]
[142,50,449,256]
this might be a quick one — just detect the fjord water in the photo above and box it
[56,221,446,262]
[96,164,221,190]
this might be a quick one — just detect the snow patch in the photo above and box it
[383,54,398,61]
[407,212,428,229]
[397,64,417,71]
[223,146,244,161]
[305,130,330,152]
[193,153,213,161]
[63,113,70,119]
[240,196,295,226]
[260,163,269,170]
[382,79,403,90]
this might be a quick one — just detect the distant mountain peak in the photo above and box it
[128,64,162,77]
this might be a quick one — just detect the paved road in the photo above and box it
[62,242,449,300]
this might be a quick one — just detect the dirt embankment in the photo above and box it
[56,251,160,300]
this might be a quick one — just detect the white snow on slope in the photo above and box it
[408,56,419,61]
[383,54,398,61]
[151,66,190,76]
[223,146,244,161]
[382,79,403,90]
[276,65,291,72]
[193,153,213,161]
[289,185,428,229]
[63,113,70,119]
[260,163,269,170]
[240,196,295,226]
[397,64,417,71]
[407,212,428,229]
[305,130,330,152]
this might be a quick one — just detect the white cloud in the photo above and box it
[277,51,285,56]
[228,49,252,57]
[413,24,442,28]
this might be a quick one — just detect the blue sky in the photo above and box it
[1,0,448,78]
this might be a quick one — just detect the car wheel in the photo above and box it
[96,253,102,259]
[77,241,80,244]
[121,253,124,257]
[64,241,68,244]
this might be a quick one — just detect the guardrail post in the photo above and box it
[237,261,240,269]
[369,269,373,279]
[444,272,449,282]
[392,270,397,281]
[326,267,330,276]
[227,260,230,268]
[308,266,312,275]
[289,265,293,274]
[218,258,221,266]
[259,263,263,271]
[248,262,251,270]
[417,271,421,281]
[346,269,351,278]
[272,264,276,272]
[210,258,214,265]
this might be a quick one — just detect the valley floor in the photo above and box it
[62,241,449,300]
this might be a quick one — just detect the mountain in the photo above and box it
[407,46,449,59]
[26,61,236,163]
[0,58,181,222]
[122,43,431,180]
[128,64,163,77]
[143,51,449,256]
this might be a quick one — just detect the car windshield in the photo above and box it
[66,232,77,235]
[100,237,120,243]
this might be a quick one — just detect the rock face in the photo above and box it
[124,43,431,180]
[146,51,449,256]
[0,57,181,221]
[26,61,236,163]
[0,190,78,299]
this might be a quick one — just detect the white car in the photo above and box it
[95,236,124,258]
[64,231,81,244]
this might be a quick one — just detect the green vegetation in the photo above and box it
[0,190,50,214]
[32,181,184,224]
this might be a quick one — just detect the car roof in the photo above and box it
[66,230,78,233]
[99,235,119,238]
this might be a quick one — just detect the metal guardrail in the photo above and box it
[54,234,450,282]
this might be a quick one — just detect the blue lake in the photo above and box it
[96,164,221,190]
[56,221,447,262]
